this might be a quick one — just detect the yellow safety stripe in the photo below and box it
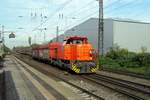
[91,65,99,72]
[72,64,80,73]
[72,66,76,70]
[76,69,80,73]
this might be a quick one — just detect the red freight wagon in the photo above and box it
[49,42,63,59]
[32,44,49,60]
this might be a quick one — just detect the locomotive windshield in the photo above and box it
[65,36,88,44]
[66,39,82,44]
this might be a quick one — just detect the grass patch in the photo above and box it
[102,64,150,76]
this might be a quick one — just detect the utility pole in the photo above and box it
[28,36,32,46]
[43,28,47,43]
[2,25,4,43]
[0,25,1,39]
[0,31,2,39]
[97,0,104,66]
[44,32,46,42]
[34,34,36,44]
[56,26,59,42]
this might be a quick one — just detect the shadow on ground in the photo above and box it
[4,71,20,100]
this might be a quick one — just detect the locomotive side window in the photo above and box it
[66,39,83,44]
[63,40,67,45]
[73,40,82,44]
[66,39,73,44]
[65,37,88,44]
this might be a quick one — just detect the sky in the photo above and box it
[0,0,150,48]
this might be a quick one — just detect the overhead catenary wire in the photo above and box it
[45,0,97,30]
[105,0,140,14]
[38,0,124,33]
[49,0,147,30]
[113,1,149,19]
[32,0,73,32]
[46,0,140,32]
[47,0,120,31]
[65,0,121,20]
[63,0,144,32]
[34,0,149,42]
[65,0,97,17]
[60,0,124,31]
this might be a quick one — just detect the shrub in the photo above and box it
[132,53,150,66]
[105,45,150,67]
[106,45,129,60]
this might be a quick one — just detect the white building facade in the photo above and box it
[56,18,150,53]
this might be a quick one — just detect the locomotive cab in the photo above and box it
[63,36,98,73]
[64,36,93,60]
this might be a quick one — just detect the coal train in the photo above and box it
[15,36,99,73]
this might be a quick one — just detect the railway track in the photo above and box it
[82,74,150,100]
[15,53,150,100]
[14,56,104,100]
[102,68,150,80]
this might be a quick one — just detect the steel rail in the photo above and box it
[82,75,145,100]
[94,74,150,94]
[102,68,150,80]
[14,56,105,100]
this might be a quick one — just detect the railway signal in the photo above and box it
[56,26,59,42]
[9,32,15,38]
[28,37,32,46]
[0,25,16,44]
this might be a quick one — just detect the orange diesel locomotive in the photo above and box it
[32,36,98,73]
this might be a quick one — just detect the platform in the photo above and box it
[3,55,84,100]
[0,65,5,100]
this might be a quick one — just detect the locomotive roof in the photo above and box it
[66,36,88,40]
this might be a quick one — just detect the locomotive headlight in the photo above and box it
[89,49,93,57]
[90,49,97,59]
